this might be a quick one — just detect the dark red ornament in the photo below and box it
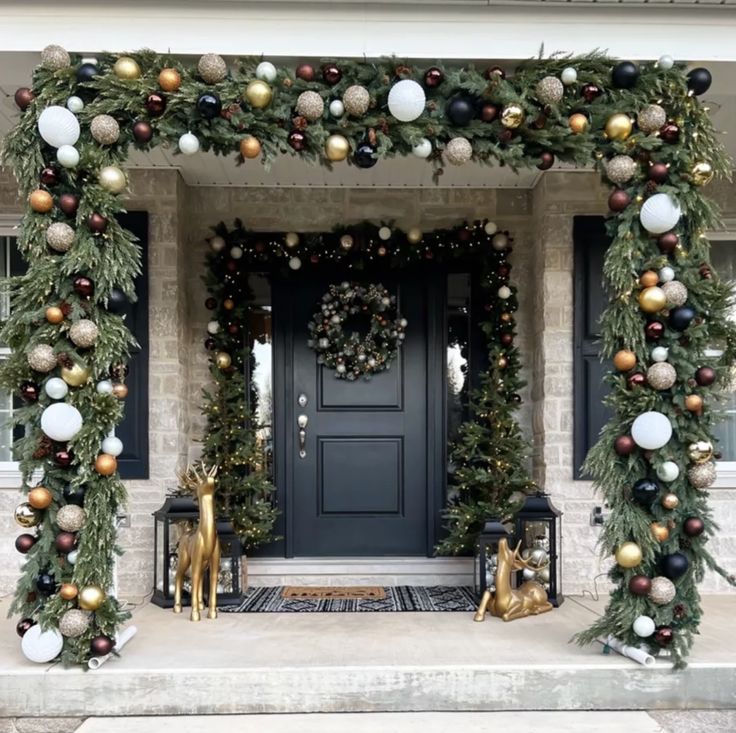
[500,333,514,346]
[204,338,216,351]
[40,166,60,187]
[608,189,631,212]
[145,92,167,117]
[581,83,602,103]
[481,103,500,122]
[54,450,73,467]
[19,381,40,403]
[649,163,669,183]
[227,323,240,335]
[225,260,238,273]
[683,517,705,537]
[695,366,716,387]
[310,254,320,264]
[16,618,35,637]
[14,87,35,110]
[499,129,514,144]
[497,264,511,278]
[205,297,217,310]
[485,66,506,81]
[295,63,315,82]
[288,130,307,151]
[673,603,687,620]
[645,321,665,341]
[90,635,115,656]
[423,67,444,88]
[699,264,713,279]
[73,276,94,298]
[133,120,154,143]
[627,373,646,388]
[59,193,79,217]
[537,152,555,171]
[88,213,108,234]
[55,532,76,554]
[654,627,674,646]
[322,64,342,86]
[660,122,680,144]
[614,435,636,456]
[15,533,37,554]
[657,232,679,254]
[628,575,652,596]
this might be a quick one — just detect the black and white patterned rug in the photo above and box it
[222,586,477,613]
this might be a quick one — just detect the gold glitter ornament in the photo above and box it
[27,344,57,372]
[69,319,99,348]
[295,91,324,122]
[198,53,227,84]
[90,115,120,145]
[46,222,75,253]
[637,104,667,133]
[535,76,564,105]
[342,85,370,117]
[41,44,71,71]
[444,137,473,166]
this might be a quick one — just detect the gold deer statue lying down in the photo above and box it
[173,463,221,622]
[474,537,553,622]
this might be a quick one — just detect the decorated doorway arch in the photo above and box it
[4,47,734,667]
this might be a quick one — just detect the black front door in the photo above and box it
[278,273,431,556]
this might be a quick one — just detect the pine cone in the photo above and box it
[394,65,412,77]
[367,127,377,146]
[292,116,308,131]
[33,436,53,459]
[56,352,73,369]
[377,118,390,135]
[645,180,658,194]
[221,103,241,121]
[282,78,293,88]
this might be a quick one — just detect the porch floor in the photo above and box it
[1,595,734,716]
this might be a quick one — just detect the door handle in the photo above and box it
[297,414,308,459]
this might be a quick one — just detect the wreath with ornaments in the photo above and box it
[308,282,407,380]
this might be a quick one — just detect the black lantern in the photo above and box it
[514,491,563,607]
[475,517,510,600]
[152,494,244,608]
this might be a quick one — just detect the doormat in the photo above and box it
[283,586,386,600]
[222,585,476,613]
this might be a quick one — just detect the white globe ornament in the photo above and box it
[44,377,69,400]
[21,624,64,664]
[255,61,277,83]
[102,435,123,457]
[498,286,512,300]
[41,403,83,442]
[657,460,680,483]
[651,346,669,362]
[659,266,676,283]
[209,235,226,253]
[284,232,300,249]
[66,96,84,113]
[329,99,345,118]
[207,321,220,335]
[56,145,79,169]
[378,226,392,241]
[387,80,426,122]
[640,194,681,235]
[658,55,675,71]
[38,106,81,148]
[412,138,432,159]
[230,246,243,260]
[178,132,200,155]
[407,227,423,244]
[288,256,302,271]
[632,615,656,638]
[561,67,578,86]
[492,232,509,251]
[484,221,498,236]
[67,549,78,565]
[96,379,114,395]
[631,411,672,450]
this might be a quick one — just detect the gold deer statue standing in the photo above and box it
[474,537,553,622]
[173,463,221,622]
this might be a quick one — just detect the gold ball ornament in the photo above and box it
[61,363,91,387]
[198,53,227,84]
[29,189,54,214]
[407,227,423,245]
[28,486,53,510]
[615,541,642,568]
[112,383,129,399]
[223,298,234,311]
[688,440,714,464]
[662,493,680,510]
[568,113,589,134]
[158,67,182,92]
[500,104,524,129]
[113,57,142,80]
[638,286,667,314]
[691,162,714,187]
[215,352,232,369]
[244,80,272,109]
[239,136,262,159]
[90,115,120,145]
[78,585,106,611]
[98,166,127,194]
[650,522,670,543]
[28,344,58,372]
[325,134,350,162]
[59,583,78,601]
[639,270,659,288]
[685,394,704,413]
[94,453,118,476]
[15,502,41,528]
[46,306,64,324]
[613,349,637,372]
[605,113,634,141]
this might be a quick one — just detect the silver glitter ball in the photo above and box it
[444,137,473,166]
[606,155,638,185]
[295,91,324,122]
[57,504,86,532]
[342,85,370,117]
[41,44,71,71]
[69,319,99,348]
[198,53,227,84]
[687,461,717,489]
[59,609,91,638]
[90,114,120,145]
[535,76,564,106]
[647,576,676,605]
[27,344,58,372]
[646,362,677,391]
[662,280,688,308]
[637,104,667,134]
[46,222,75,253]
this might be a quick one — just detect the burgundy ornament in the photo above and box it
[608,189,631,212]
[614,435,636,456]
[19,381,40,403]
[485,66,506,81]
[15,533,37,554]
[699,264,713,279]
[145,92,167,116]
[537,152,555,171]
[322,64,342,86]
[288,130,307,151]
[295,63,315,82]
[73,276,94,298]
[627,373,646,388]
[55,531,76,554]
[59,193,79,217]
[628,575,652,596]
[660,122,680,144]
[695,366,716,387]
[657,232,679,254]
[581,83,602,103]
[499,129,514,144]
[204,337,216,351]
[91,634,115,656]
[54,450,73,467]
[14,87,35,111]
[88,213,108,234]
[500,333,514,346]
[225,260,238,273]
[645,321,665,341]
[480,103,500,122]
[310,254,320,264]
[40,166,60,187]
[423,67,444,88]
[497,264,511,278]
[649,163,669,183]
[16,618,35,637]
[683,517,705,537]
[133,120,154,143]
[654,627,674,646]
[205,297,217,310]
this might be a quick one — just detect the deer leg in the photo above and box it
[190,541,203,622]
[473,589,491,622]
[208,540,221,620]
[173,540,190,614]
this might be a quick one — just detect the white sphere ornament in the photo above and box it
[207,321,220,335]
[633,615,656,638]
[38,106,80,148]
[387,79,426,122]
[285,232,300,249]
[255,61,277,83]
[640,194,681,235]
[412,138,432,159]
[56,145,80,169]
[288,256,302,271]
[659,266,676,283]
[44,377,69,400]
[657,461,680,483]
[102,435,123,457]
[230,246,243,260]
[378,226,392,241]
[561,67,578,86]
[631,411,672,450]
[492,232,509,251]
[178,132,200,155]
[67,549,78,565]
[209,235,226,253]
[651,346,669,362]
[498,286,512,300]
[41,403,83,442]
[407,227,423,244]
[66,96,84,113]
[21,624,64,664]
[484,221,498,236]
[329,99,345,118]
[98,166,127,194]
[96,379,114,395]
[658,55,675,71]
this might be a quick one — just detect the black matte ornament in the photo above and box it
[106,288,129,315]
[611,61,639,89]
[446,96,475,126]
[36,573,56,595]
[660,552,689,580]
[687,67,712,96]
[197,92,222,120]
[632,478,660,507]
[669,305,696,332]
[62,484,86,506]
[76,63,98,83]
[354,143,378,169]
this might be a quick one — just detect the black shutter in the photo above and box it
[115,211,149,480]
[573,216,612,479]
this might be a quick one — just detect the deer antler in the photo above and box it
[511,540,551,572]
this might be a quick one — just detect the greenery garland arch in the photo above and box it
[3,45,734,666]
